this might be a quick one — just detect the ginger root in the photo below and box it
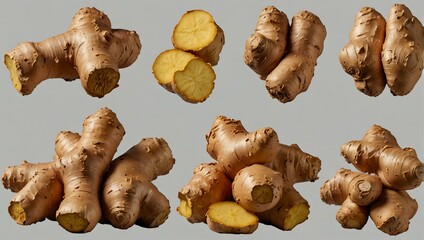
[4,7,141,98]
[2,109,174,233]
[321,125,423,235]
[244,6,326,103]
[102,138,175,229]
[339,7,387,96]
[340,4,424,96]
[178,115,321,234]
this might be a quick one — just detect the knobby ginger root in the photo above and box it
[206,115,280,179]
[320,168,382,206]
[244,6,289,79]
[2,109,176,233]
[341,125,424,190]
[370,189,418,235]
[244,6,326,103]
[4,7,141,98]
[339,7,387,96]
[179,115,321,233]
[102,138,175,229]
[340,4,424,96]
[3,108,125,233]
[266,10,326,103]
[382,4,424,96]
[177,163,232,223]
[322,125,423,235]
[206,202,259,234]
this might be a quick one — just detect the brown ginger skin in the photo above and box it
[102,138,175,229]
[4,7,141,97]
[269,144,321,184]
[335,198,369,229]
[370,188,418,235]
[3,108,125,233]
[244,6,289,79]
[341,125,424,190]
[339,7,387,96]
[320,168,382,206]
[382,4,424,96]
[266,10,326,103]
[232,164,284,213]
[206,115,280,179]
[177,163,232,223]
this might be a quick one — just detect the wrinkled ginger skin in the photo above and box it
[266,11,326,103]
[382,4,424,96]
[339,7,387,96]
[3,108,125,233]
[341,125,424,190]
[370,189,418,235]
[102,138,175,229]
[320,168,382,206]
[335,198,369,229]
[55,108,125,233]
[244,6,289,79]
[206,115,280,179]
[269,144,321,184]
[177,163,232,223]
[4,7,141,97]
[232,164,284,213]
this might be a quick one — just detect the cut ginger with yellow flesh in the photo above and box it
[152,49,215,103]
[206,201,259,234]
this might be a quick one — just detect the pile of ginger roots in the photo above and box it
[320,125,424,236]
[2,108,175,233]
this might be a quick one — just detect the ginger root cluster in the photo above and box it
[320,125,424,236]
[177,115,321,234]
[2,108,175,233]
[339,4,424,96]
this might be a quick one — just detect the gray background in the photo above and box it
[0,0,423,239]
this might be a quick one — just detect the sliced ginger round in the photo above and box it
[206,201,259,234]
[172,10,218,51]
[174,58,215,103]
[152,49,197,92]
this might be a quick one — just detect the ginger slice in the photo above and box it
[206,201,259,234]
[173,58,215,103]
[152,49,197,92]
[172,10,218,51]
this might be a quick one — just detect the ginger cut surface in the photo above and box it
[232,164,284,213]
[206,201,259,234]
[4,7,141,97]
[382,4,424,96]
[172,10,224,66]
[339,7,387,96]
[244,6,289,79]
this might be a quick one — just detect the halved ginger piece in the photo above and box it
[152,49,196,92]
[206,202,259,234]
[174,58,216,103]
[172,10,224,66]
